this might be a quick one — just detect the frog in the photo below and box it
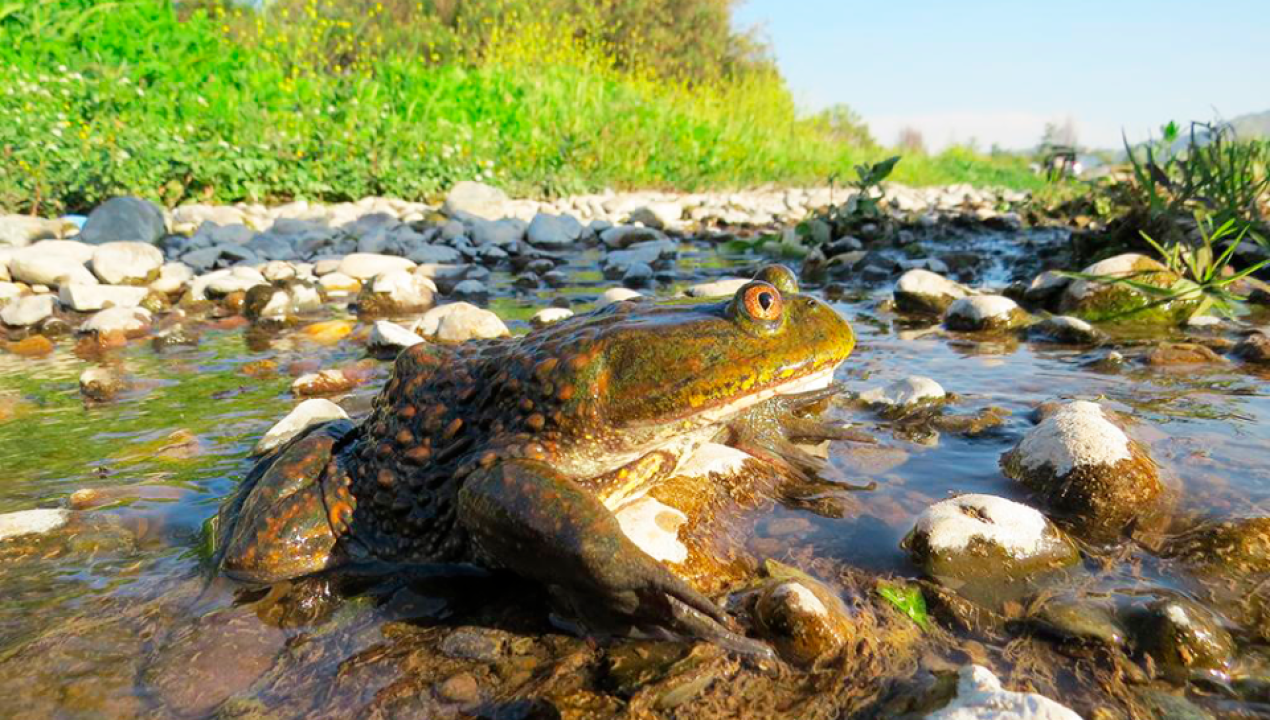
[213,264,856,655]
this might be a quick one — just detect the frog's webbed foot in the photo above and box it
[214,420,356,583]
[726,384,873,482]
[458,459,773,659]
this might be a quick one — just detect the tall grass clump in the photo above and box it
[0,0,1040,214]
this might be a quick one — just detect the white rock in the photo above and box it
[530,307,574,327]
[613,496,688,564]
[0,293,56,327]
[318,272,360,295]
[90,242,164,285]
[925,665,1081,720]
[415,302,510,342]
[443,181,511,221]
[912,494,1068,559]
[1064,253,1153,301]
[150,263,194,294]
[894,269,972,314]
[597,287,642,308]
[945,295,1025,329]
[0,282,20,306]
[628,202,683,230]
[0,508,71,541]
[684,278,749,298]
[676,443,753,478]
[81,306,151,335]
[58,283,148,312]
[370,269,437,300]
[253,399,349,456]
[22,239,96,263]
[260,260,297,283]
[1011,401,1131,477]
[8,247,97,287]
[0,215,66,248]
[369,319,425,351]
[859,376,945,407]
[205,273,266,296]
[337,253,415,280]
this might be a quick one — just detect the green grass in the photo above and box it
[0,0,1044,215]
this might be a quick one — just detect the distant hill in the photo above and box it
[1231,110,1270,139]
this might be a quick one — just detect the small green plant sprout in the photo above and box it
[1067,213,1270,321]
[876,581,930,630]
[845,155,901,219]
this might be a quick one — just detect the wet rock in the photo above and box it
[1233,331,1270,364]
[904,495,1079,599]
[450,278,489,299]
[530,307,573,327]
[924,665,1081,719]
[81,307,152,336]
[253,399,349,455]
[145,609,285,718]
[0,508,70,541]
[859,376,946,408]
[242,286,292,320]
[443,181,511,221]
[78,197,165,245]
[337,253,415,280]
[8,247,98,287]
[526,213,584,248]
[7,335,54,357]
[1028,593,1126,650]
[1126,597,1236,681]
[1133,689,1216,720]
[415,302,509,342]
[894,269,973,316]
[89,242,164,285]
[754,563,854,666]
[440,627,505,662]
[58,283,149,312]
[621,262,654,288]
[1023,271,1072,308]
[684,278,748,298]
[291,368,360,396]
[79,366,127,400]
[1000,400,1162,533]
[944,295,1029,332]
[437,672,482,704]
[1,294,56,327]
[1163,516,1270,575]
[599,224,666,249]
[1144,342,1226,366]
[368,319,425,353]
[260,260,297,284]
[0,214,67,248]
[205,269,267,297]
[149,263,194,295]
[597,287,643,307]
[151,325,200,350]
[357,269,436,316]
[1028,315,1103,345]
[1059,253,1193,324]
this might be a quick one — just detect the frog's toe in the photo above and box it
[215,420,355,583]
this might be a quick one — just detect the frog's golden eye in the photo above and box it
[741,282,783,322]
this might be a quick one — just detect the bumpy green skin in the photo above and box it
[215,265,854,644]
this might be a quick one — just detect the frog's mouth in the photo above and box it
[695,363,840,425]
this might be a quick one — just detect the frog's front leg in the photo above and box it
[457,459,772,657]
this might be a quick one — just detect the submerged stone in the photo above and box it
[1028,315,1103,345]
[753,563,854,667]
[1163,516,1270,575]
[1125,597,1236,681]
[0,508,70,541]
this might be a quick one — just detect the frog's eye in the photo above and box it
[739,281,783,323]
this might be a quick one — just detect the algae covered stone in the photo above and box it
[1001,400,1162,534]
[1125,597,1236,681]
[1058,253,1195,324]
[903,494,1079,599]
[752,562,855,666]
[1163,516,1270,575]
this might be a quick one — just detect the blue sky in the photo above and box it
[733,0,1269,150]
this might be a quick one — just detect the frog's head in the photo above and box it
[548,265,854,435]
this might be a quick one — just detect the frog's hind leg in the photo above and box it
[215,420,357,583]
[458,459,773,658]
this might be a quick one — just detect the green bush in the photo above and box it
[0,0,1042,215]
